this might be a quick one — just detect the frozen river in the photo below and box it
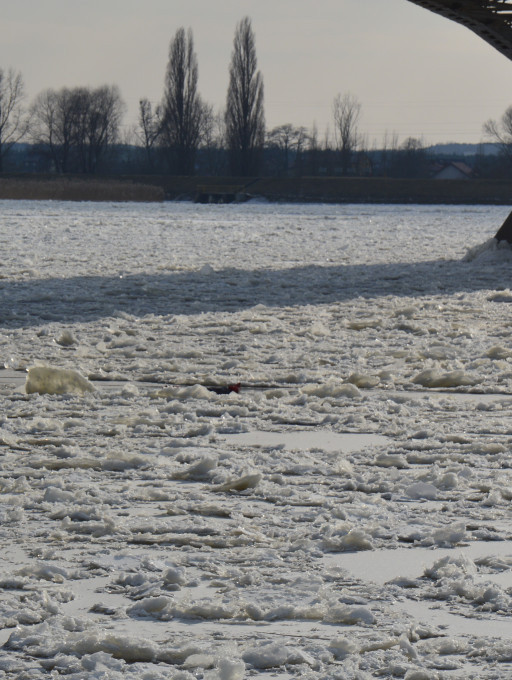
[1,199,512,678]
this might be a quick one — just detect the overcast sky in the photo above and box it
[3,0,512,146]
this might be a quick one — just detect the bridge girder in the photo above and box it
[407,1,512,61]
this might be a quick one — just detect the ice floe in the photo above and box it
[25,365,95,395]
[0,201,512,678]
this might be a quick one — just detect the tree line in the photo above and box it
[2,16,512,179]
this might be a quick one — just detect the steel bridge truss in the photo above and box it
[407,1,512,61]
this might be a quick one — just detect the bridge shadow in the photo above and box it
[0,257,506,328]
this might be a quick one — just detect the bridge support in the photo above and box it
[494,210,512,244]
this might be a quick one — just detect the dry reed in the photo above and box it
[0,178,164,202]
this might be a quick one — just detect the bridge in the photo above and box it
[407,1,512,60]
[406,0,512,242]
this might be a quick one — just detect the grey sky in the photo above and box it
[3,0,512,145]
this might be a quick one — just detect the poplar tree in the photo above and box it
[225,17,265,176]
[161,27,204,175]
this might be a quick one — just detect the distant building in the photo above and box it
[433,161,473,180]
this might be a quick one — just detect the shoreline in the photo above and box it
[0,173,511,205]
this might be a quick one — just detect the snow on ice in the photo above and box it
[1,200,512,678]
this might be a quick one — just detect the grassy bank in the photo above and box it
[0,174,511,205]
[248,176,512,205]
[132,175,512,205]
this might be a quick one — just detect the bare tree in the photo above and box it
[333,92,361,175]
[267,124,308,176]
[136,98,162,170]
[306,122,321,176]
[293,126,308,176]
[161,27,205,175]
[0,68,29,172]
[484,106,512,162]
[200,106,227,175]
[31,88,81,172]
[379,131,400,177]
[392,137,428,178]
[31,85,124,173]
[79,85,125,173]
[322,124,336,176]
[225,16,265,176]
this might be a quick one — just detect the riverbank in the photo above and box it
[0,176,164,202]
[0,173,511,204]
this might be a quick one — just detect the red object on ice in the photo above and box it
[207,382,241,395]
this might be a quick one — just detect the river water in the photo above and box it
[1,199,512,679]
